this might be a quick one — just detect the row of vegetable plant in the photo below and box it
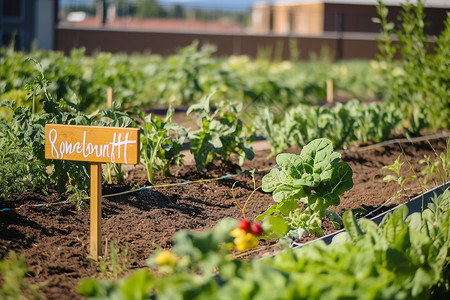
[0,65,444,206]
[253,99,410,156]
[78,186,450,299]
[0,2,447,204]
[1,42,381,113]
[0,0,446,229]
[0,64,256,203]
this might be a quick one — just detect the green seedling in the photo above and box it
[382,154,417,198]
[420,138,450,186]
[96,239,130,280]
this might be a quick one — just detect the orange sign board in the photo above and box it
[45,124,140,164]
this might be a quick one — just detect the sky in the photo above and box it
[60,0,273,11]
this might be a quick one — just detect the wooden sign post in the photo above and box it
[45,124,140,260]
[326,79,334,103]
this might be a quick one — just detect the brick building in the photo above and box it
[251,0,450,36]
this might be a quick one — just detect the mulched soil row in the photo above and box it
[0,134,448,299]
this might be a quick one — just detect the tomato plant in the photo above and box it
[187,94,254,171]
[139,106,187,184]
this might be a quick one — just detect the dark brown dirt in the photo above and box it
[0,134,448,299]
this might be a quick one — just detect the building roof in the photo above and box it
[274,0,450,8]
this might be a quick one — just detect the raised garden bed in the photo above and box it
[0,134,449,299]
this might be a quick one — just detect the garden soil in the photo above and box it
[0,133,449,299]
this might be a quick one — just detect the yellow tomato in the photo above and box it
[230,228,259,252]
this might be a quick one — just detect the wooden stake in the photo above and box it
[44,124,140,260]
[326,79,334,103]
[107,87,113,109]
[90,162,102,260]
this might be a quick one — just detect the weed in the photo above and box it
[96,239,130,279]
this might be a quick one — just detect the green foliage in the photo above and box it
[254,100,404,155]
[187,94,255,171]
[0,127,49,199]
[79,218,239,299]
[0,105,14,123]
[382,155,418,198]
[79,187,450,299]
[0,89,43,113]
[420,138,450,186]
[257,138,353,237]
[0,42,382,113]
[373,0,450,132]
[139,106,187,184]
[253,107,291,157]
[346,99,402,144]
[1,58,92,206]
[78,269,154,300]
[0,251,41,299]
[146,41,223,106]
[135,0,164,18]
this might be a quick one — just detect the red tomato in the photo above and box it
[239,219,251,233]
[251,222,263,236]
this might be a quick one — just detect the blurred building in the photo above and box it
[252,0,450,36]
[0,0,58,51]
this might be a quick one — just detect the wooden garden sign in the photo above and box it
[45,124,140,260]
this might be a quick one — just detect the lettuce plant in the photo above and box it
[256,138,353,237]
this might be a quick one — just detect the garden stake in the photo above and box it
[326,79,334,103]
[90,162,102,260]
[107,87,114,109]
[44,124,140,261]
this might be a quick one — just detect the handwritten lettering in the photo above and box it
[48,128,137,164]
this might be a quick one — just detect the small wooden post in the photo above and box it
[90,162,102,260]
[107,87,113,109]
[326,79,334,103]
[45,124,140,261]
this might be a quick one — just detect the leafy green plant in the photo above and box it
[0,251,41,299]
[0,126,49,199]
[326,102,355,149]
[255,100,405,156]
[2,41,384,113]
[253,107,289,156]
[0,89,43,113]
[187,94,255,171]
[139,106,187,184]
[373,0,449,132]
[346,100,402,144]
[256,138,353,238]
[1,58,93,207]
[382,154,418,199]
[79,218,239,299]
[79,187,450,299]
